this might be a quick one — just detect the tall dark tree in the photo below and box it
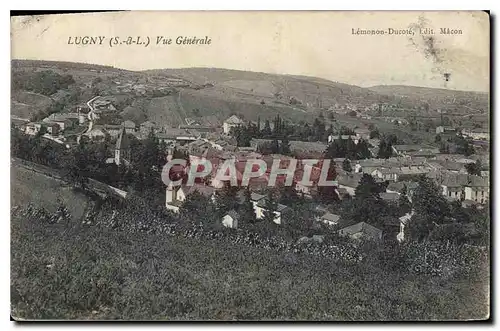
[280,138,291,155]
[261,120,272,137]
[342,158,352,172]
[355,139,372,159]
[213,182,239,217]
[279,185,299,205]
[398,185,412,215]
[465,160,482,176]
[377,138,393,159]
[409,176,451,241]
[369,128,380,139]
[355,174,384,200]
[239,187,256,224]
[316,159,339,204]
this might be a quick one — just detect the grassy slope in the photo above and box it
[9,161,489,321]
[11,91,53,119]
[11,164,90,221]
[11,213,489,321]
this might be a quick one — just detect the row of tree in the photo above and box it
[12,70,75,96]
[232,114,348,146]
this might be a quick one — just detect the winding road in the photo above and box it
[77,95,100,143]
[85,95,100,133]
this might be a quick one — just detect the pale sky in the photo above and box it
[11,11,490,92]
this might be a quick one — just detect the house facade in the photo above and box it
[223,115,244,134]
[25,122,44,135]
[222,210,239,229]
[461,128,490,141]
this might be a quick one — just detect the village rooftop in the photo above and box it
[161,158,338,187]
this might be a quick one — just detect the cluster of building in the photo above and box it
[157,114,489,243]
[436,125,490,141]
[12,104,491,244]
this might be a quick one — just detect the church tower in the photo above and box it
[115,126,131,166]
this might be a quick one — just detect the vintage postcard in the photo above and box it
[10,11,490,321]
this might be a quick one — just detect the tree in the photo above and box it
[377,139,388,159]
[280,138,291,155]
[465,160,482,176]
[355,139,372,159]
[398,185,412,215]
[369,128,380,139]
[233,126,251,147]
[377,136,394,159]
[340,175,390,229]
[261,120,272,137]
[239,187,256,224]
[439,142,450,154]
[213,182,239,217]
[412,176,450,233]
[455,136,474,156]
[316,159,339,204]
[355,174,384,200]
[279,185,299,205]
[342,159,352,172]
[180,191,216,225]
[312,117,326,141]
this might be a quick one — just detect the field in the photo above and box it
[11,163,91,221]
[11,91,53,119]
[11,211,489,321]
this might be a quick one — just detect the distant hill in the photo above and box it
[11,60,489,127]
[368,85,489,113]
[369,84,487,99]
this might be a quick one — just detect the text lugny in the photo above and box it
[67,36,212,46]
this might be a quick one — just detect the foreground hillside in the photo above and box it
[11,211,489,321]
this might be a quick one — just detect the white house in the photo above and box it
[397,210,415,243]
[435,126,456,135]
[441,181,464,201]
[223,115,244,134]
[371,168,400,182]
[222,210,239,229]
[250,192,266,216]
[328,134,359,144]
[464,177,489,204]
[461,128,490,141]
[254,197,288,225]
[25,122,44,135]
